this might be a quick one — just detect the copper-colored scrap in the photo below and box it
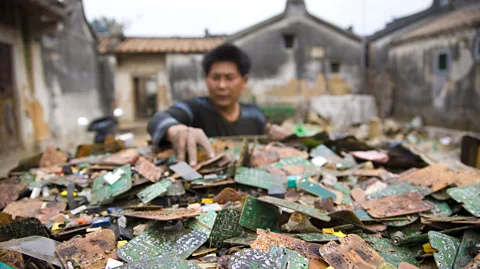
[39,146,68,168]
[350,188,367,204]
[56,229,116,269]
[397,164,457,192]
[319,234,384,269]
[455,168,480,187]
[351,169,388,178]
[135,157,163,182]
[251,229,328,269]
[362,192,434,218]
[3,199,66,225]
[284,190,302,202]
[0,179,27,210]
[0,249,24,268]
[102,148,139,165]
[398,262,421,269]
[213,188,242,204]
[191,179,236,189]
[124,208,200,221]
[364,223,387,232]
[463,253,480,269]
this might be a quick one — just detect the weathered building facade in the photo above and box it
[388,2,480,131]
[0,0,110,155]
[229,0,363,105]
[100,37,224,122]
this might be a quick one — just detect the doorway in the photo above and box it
[0,42,20,154]
[134,76,158,119]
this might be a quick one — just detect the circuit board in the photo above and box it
[136,178,172,203]
[235,168,285,190]
[428,231,461,269]
[239,196,278,231]
[209,209,243,248]
[257,196,330,221]
[447,183,480,217]
[91,165,132,205]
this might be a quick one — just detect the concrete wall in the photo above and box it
[115,54,167,122]
[166,54,206,102]
[389,29,480,131]
[233,16,363,105]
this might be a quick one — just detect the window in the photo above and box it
[283,34,296,49]
[331,61,341,73]
[439,0,449,7]
[435,49,451,74]
[474,37,480,60]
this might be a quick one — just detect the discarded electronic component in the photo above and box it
[2,200,67,225]
[124,208,200,221]
[455,168,480,187]
[55,229,116,269]
[209,209,243,248]
[297,233,340,243]
[297,178,337,200]
[102,148,139,165]
[360,234,420,267]
[91,165,132,205]
[223,233,258,246]
[319,234,384,269]
[361,192,434,218]
[447,183,480,217]
[269,246,309,269]
[167,180,186,196]
[235,168,285,190]
[428,231,460,269]
[213,188,242,204]
[91,217,111,228]
[228,248,276,269]
[251,229,326,268]
[170,162,202,181]
[366,181,433,200]
[454,230,480,268]
[282,212,322,233]
[332,182,352,204]
[398,164,458,192]
[0,236,62,267]
[134,156,163,182]
[425,197,452,217]
[115,257,201,269]
[239,196,278,231]
[0,179,27,210]
[39,146,68,168]
[310,145,343,164]
[117,212,216,262]
[257,196,330,221]
[137,178,172,203]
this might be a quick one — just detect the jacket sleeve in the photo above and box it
[147,101,195,146]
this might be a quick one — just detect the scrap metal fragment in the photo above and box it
[362,192,434,218]
[235,168,285,190]
[0,179,27,210]
[223,233,258,246]
[55,229,116,269]
[136,178,172,204]
[2,200,66,225]
[447,183,480,217]
[257,196,330,221]
[116,257,201,269]
[228,248,277,269]
[282,212,322,233]
[39,146,68,167]
[209,209,243,248]
[297,233,340,243]
[135,156,163,182]
[124,207,200,221]
[360,234,420,267]
[297,179,337,201]
[0,249,24,268]
[251,229,327,268]
[239,196,278,231]
[454,230,480,268]
[213,188,242,204]
[428,231,460,269]
[366,181,433,200]
[117,212,216,262]
[170,162,202,181]
[269,246,309,269]
[398,164,458,192]
[102,148,139,165]
[91,165,132,205]
[319,234,384,269]
[0,236,62,266]
[455,169,480,187]
[464,253,480,269]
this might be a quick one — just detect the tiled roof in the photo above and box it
[394,3,480,44]
[111,37,225,54]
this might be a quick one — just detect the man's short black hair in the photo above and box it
[202,43,251,76]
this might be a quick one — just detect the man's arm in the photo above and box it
[147,101,195,146]
[147,101,214,165]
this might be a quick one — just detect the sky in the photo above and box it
[83,0,433,37]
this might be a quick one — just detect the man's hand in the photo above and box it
[166,125,215,166]
[265,123,292,141]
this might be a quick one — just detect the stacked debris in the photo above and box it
[0,124,479,269]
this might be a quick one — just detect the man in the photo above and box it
[148,43,290,166]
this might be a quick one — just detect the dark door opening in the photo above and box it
[134,76,158,119]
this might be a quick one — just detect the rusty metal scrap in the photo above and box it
[319,234,384,269]
[124,208,201,221]
[56,229,116,269]
[0,179,26,210]
[213,188,242,204]
[39,146,68,168]
[397,164,457,192]
[134,156,163,182]
[0,249,24,268]
[362,192,434,218]
[2,199,66,225]
[102,148,139,165]
[251,229,328,268]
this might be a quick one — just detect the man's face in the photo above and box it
[206,62,248,109]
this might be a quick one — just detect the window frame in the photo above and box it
[434,48,451,75]
[282,33,297,50]
[330,60,341,73]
